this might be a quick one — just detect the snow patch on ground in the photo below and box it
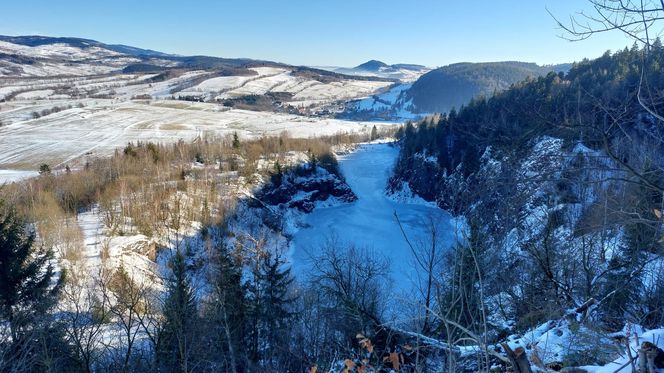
[0,169,40,183]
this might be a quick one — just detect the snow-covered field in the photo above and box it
[177,67,392,104]
[0,169,39,183]
[0,38,408,181]
[349,83,425,120]
[319,64,431,82]
[290,143,459,294]
[0,39,401,178]
[0,99,398,173]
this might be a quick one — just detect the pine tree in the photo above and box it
[159,249,197,372]
[0,201,63,340]
[307,149,318,172]
[202,243,245,373]
[271,160,283,186]
[394,126,405,140]
[370,125,379,141]
[232,132,240,149]
[38,163,51,175]
[246,251,294,368]
[0,201,73,372]
[258,252,294,366]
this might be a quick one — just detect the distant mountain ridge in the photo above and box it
[355,59,389,71]
[334,60,430,82]
[0,33,398,120]
[0,35,394,83]
[0,35,569,121]
[354,60,427,72]
[0,35,174,58]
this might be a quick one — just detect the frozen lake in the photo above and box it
[291,143,459,293]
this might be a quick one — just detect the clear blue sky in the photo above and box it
[0,0,634,67]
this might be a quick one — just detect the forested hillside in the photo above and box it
[344,61,571,122]
[405,61,571,114]
[4,1,664,371]
[390,41,664,368]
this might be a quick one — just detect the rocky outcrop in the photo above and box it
[255,165,356,213]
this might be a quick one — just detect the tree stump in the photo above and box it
[501,343,533,373]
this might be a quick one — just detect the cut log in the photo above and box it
[646,350,657,373]
[501,343,533,373]
[639,347,648,372]
[514,347,533,373]
[574,298,597,314]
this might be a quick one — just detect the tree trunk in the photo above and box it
[221,304,239,373]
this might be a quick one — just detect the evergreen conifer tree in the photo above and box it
[258,252,294,365]
[0,201,63,340]
[0,200,71,371]
[232,132,240,149]
[370,125,379,141]
[159,249,197,372]
[202,243,245,373]
[246,251,294,368]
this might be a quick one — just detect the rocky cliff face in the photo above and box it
[389,136,614,234]
[256,165,356,213]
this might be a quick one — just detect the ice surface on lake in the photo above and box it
[291,143,459,294]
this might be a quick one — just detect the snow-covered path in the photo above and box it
[291,143,459,293]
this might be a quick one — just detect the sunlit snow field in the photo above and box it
[0,100,397,179]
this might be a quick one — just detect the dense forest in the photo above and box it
[391,40,664,367]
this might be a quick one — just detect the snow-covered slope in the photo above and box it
[332,60,431,82]
[0,39,145,77]
[345,83,425,121]
[176,66,392,104]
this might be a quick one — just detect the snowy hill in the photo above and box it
[405,61,570,113]
[341,61,571,121]
[355,59,390,71]
[0,35,174,58]
[332,59,431,82]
